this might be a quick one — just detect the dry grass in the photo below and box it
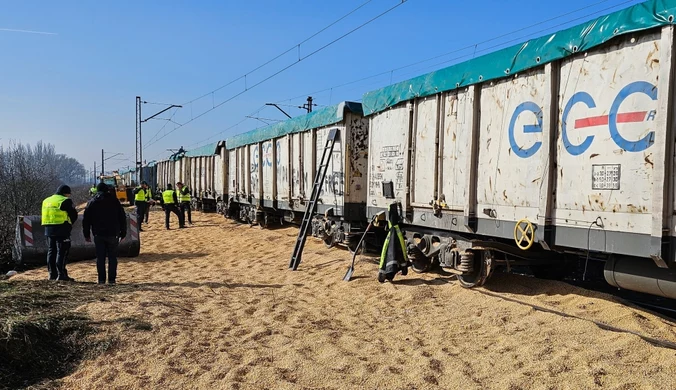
[6,210,676,389]
[0,280,146,390]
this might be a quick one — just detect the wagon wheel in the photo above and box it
[259,214,269,230]
[246,211,255,228]
[323,233,335,249]
[457,250,494,288]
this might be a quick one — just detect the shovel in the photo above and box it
[343,218,375,281]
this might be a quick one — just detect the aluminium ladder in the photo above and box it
[289,128,339,271]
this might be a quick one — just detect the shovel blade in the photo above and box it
[343,266,354,281]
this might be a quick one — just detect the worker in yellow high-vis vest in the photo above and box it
[144,185,152,224]
[159,183,184,230]
[176,182,192,225]
[41,185,78,281]
[133,181,151,231]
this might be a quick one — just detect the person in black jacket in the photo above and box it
[83,182,127,285]
[42,184,79,281]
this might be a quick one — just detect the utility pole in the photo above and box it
[135,96,182,184]
[301,96,315,113]
[101,150,123,178]
[136,96,142,185]
[94,162,97,183]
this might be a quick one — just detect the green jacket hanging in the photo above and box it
[378,220,409,283]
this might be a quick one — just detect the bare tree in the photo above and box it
[0,141,86,268]
[55,154,87,184]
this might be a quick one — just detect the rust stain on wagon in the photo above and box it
[647,41,660,69]
[589,194,606,211]
[627,204,640,213]
[644,154,654,168]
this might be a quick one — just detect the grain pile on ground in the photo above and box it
[9,210,676,389]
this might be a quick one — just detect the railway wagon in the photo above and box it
[156,158,179,192]
[360,0,676,298]
[140,162,158,194]
[156,141,227,212]
[224,101,369,249]
[119,169,134,187]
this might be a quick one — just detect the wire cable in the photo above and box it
[146,107,180,146]
[184,0,375,105]
[274,0,636,105]
[152,0,635,157]
[143,0,409,150]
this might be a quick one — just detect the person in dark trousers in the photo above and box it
[41,184,78,281]
[83,182,127,285]
[133,181,151,231]
[176,182,192,225]
[144,187,152,224]
[160,183,185,229]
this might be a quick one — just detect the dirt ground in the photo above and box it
[11,210,676,390]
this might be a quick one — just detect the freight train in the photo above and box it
[136,0,676,300]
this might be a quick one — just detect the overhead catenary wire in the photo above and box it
[328,0,639,101]
[147,104,268,162]
[182,0,636,154]
[154,0,639,158]
[143,0,384,151]
[146,108,181,146]
[183,0,375,106]
[143,0,409,151]
[391,0,638,77]
[274,0,637,105]
[185,106,266,148]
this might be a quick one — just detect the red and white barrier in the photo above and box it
[23,217,34,247]
[129,214,139,241]
[13,213,140,265]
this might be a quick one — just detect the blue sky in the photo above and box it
[0,0,644,174]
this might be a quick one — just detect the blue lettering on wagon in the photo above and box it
[508,81,658,158]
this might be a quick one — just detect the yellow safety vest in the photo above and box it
[146,189,152,201]
[41,194,71,226]
[177,188,191,203]
[162,190,176,204]
[379,221,408,269]
[135,188,148,202]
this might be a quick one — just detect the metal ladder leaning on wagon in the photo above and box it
[289,128,339,271]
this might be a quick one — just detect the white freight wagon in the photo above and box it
[225,101,369,250]
[155,141,227,212]
[361,0,676,298]
[156,159,177,193]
